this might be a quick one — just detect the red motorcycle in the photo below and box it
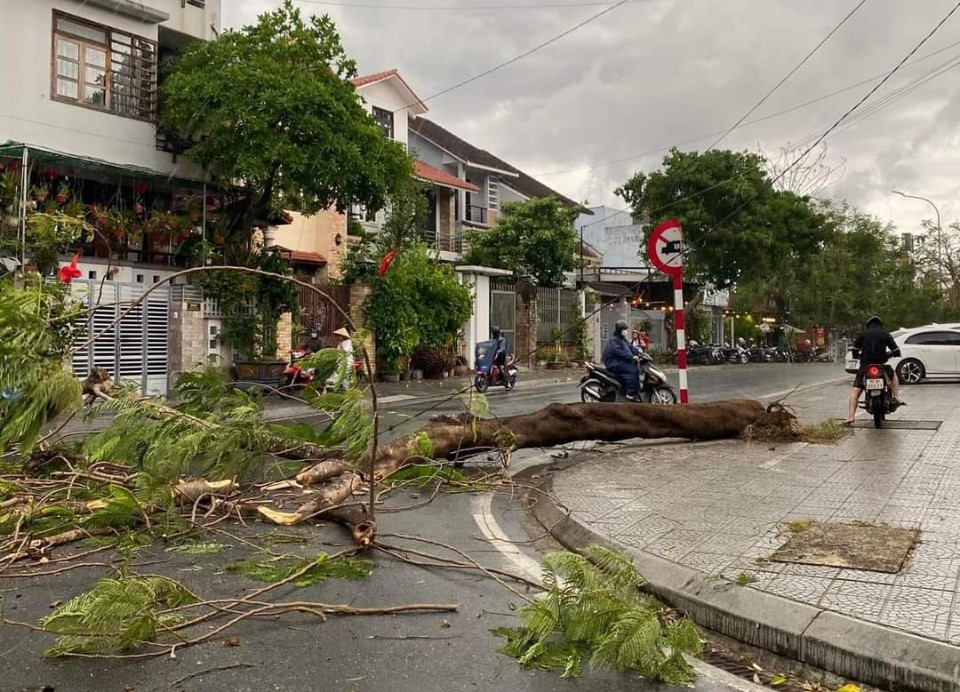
[279,348,364,394]
[279,348,316,393]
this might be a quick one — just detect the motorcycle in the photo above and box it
[279,348,362,394]
[859,362,902,428]
[474,339,518,393]
[579,353,678,405]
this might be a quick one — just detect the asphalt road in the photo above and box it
[1,363,846,692]
[380,362,847,439]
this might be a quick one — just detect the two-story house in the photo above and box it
[272,69,481,274]
[408,117,588,258]
[0,0,221,394]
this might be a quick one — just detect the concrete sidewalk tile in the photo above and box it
[818,579,892,619]
[764,574,833,603]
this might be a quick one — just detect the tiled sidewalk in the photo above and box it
[551,380,960,645]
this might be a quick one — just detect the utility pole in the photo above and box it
[893,190,942,295]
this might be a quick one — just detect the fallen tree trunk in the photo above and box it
[370,399,766,479]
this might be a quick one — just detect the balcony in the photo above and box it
[464,205,488,226]
[421,227,463,254]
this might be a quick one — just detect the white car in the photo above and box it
[845,323,960,383]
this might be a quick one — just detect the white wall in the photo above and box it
[154,0,220,41]
[356,79,416,148]
[0,0,207,177]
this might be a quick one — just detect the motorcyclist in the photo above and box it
[490,325,507,382]
[602,319,640,400]
[846,315,903,425]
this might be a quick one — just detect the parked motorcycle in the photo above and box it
[859,362,902,428]
[579,353,678,404]
[279,348,362,394]
[474,339,518,393]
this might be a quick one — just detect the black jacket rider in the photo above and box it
[852,318,900,366]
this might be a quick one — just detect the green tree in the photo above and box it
[615,149,830,288]
[160,0,412,243]
[464,197,579,287]
[364,242,473,372]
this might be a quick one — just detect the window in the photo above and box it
[52,12,157,121]
[488,176,500,211]
[905,331,960,346]
[372,106,394,140]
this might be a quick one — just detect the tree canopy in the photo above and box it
[615,148,830,288]
[464,197,579,287]
[160,0,412,240]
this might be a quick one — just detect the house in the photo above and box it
[0,0,222,395]
[271,69,483,275]
[408,117,588,260]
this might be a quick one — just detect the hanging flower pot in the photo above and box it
[55,182,70,205]
[212,233,225,246]
[133,201,145,215]
[32,185,49,203]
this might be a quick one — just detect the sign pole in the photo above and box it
[646,218,688,404]
[673,272,688,404]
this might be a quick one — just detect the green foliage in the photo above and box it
[616,148,830,288]
[226,552,374,587]
[739,202,942,331]
[83,367,275,506]
[494,546,701,684]
[41,574,196,656]
[160,0,411,241]
[378,176,430,254]
[193,251,298,360]
[465,197,580,287]
[364,242,473,370]
[0,277,83,454]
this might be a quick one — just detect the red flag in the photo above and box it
[378,249,398,277]
[58,252,81,284]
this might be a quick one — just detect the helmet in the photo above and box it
[866,315,883,328]
[614,319,629,333]
[491,325,501,338]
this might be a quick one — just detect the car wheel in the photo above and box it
[896,359,925,385]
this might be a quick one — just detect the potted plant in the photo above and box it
[31,184,49,204]
[54,182,70,205]
[0,172,18,208]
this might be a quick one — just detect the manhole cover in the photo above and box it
[845,419,941,430]
[771,522,919,573]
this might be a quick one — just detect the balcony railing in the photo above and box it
[464,205,488,225]
[421,228,463,254]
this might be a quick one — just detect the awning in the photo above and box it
[0,141,213,190]
[279,250,327,266]
[414,160,479,192]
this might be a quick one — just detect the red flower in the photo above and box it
[134,182,147,195]
[378,249,398,277]
[58,253,82,284]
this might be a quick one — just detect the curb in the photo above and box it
[514,456,960,692]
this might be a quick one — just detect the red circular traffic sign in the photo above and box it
[646,218,684,277]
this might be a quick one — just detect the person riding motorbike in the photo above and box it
[490,325,507,382]
[602,319,641,400]
[846,315,903,425]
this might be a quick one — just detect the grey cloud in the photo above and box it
[224,0,960,229]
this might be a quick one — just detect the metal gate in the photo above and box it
[70,280,171,396]
[489,278,516,352]
[296,284,351,338]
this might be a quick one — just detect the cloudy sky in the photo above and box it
[223,0,960,235]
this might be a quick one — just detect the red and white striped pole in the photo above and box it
[673,272,689,404]
[647,218,688,404]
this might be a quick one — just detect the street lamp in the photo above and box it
[892,189,942,293]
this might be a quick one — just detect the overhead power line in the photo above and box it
[294,0,646,10]
[577,20,960,233]
[700,0,960,244]
[706,0,871,151]
[532,37,960,179]
[420,0,634,104]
